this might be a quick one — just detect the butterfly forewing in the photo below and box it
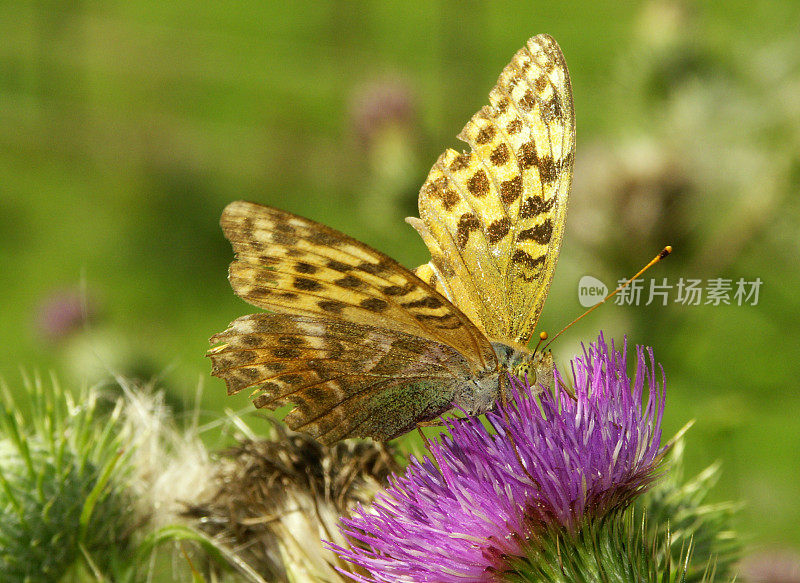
[221,200,494,367]
[410,34,575,346]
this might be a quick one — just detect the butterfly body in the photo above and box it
[209,34,574,444]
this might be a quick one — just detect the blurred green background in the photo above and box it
[2,0,799,553]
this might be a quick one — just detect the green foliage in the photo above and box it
[0,375,132,582]
[635,438,741,582]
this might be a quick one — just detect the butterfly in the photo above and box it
[208,34,575,444]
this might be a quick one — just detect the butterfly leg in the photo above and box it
[416,425,433,451]
[416,419,446,427]
[416,416,471,451]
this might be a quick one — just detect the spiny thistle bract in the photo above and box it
[505,440,742,582]
[633,438,742,583]
[0,375,132,581]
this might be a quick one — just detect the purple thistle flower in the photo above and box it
[331,334,666,582]
[34,288,99,343]
[350,79,416,146]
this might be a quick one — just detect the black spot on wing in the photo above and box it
[383,283,416,296]
[414,313,462,329]
[294,277,323,291]
[456,213,481,249]
[307,231,340,247]
[335,275,363,289]
[490,144,510,166]
[500,176,522,205]
[318,300,346,314]
[360,297,389,313]
[467,170,490,198]
[519,195,555,219]
[271,231,299,246]
[475,126,496,144]
[538,155,557,183]
[518,219,553,244]
[449,153,471,172]
[518,141,538,169]
[401,296,443,309]
[487,217,511,245]
[326,259,352,273]
[511,249,545,270]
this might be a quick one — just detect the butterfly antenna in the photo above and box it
[532,331,548,355]
[543,245,672,351]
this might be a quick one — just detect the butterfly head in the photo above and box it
[491,341,555,393]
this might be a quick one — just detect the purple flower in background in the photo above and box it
[350,79,416,146]
[332,334,666,582]
[740,549,800,583]
[35,288,99,343]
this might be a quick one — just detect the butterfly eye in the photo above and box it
[511,360,533,381]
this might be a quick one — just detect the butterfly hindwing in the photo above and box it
[209,314,472,443]
[409,34,575,346]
